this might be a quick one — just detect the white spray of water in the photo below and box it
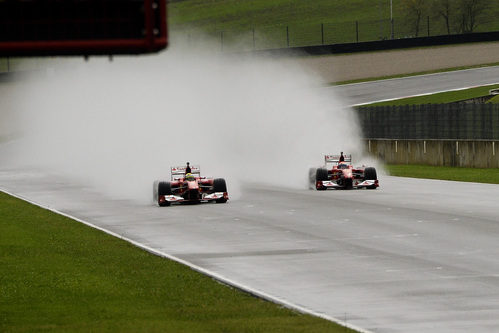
[3,42,369,204]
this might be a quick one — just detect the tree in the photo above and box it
[431,0,454,34]
[457,0,488,33]
[401,0,428,37]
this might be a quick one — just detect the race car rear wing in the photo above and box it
[325,154,352,163]
[171,165,200,180]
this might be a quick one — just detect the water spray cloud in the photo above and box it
[2,41,365,203]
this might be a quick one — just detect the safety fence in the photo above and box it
[357,104,499,140]
[178,16,499,52]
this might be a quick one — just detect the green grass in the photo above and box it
[386,165,499,184]
[170,0,385,32]
[487,95,499,104]
[363,83,499,106]
[169,0,499,49]
[0,191,356,333]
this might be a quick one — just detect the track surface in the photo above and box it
[2,68,499,332]
[1,166,498,333]
[333,65,499,106]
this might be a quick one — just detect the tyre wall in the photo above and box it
[366,139,499,168]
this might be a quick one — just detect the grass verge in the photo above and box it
[361,83,499,106]
[169,0,499,41]
[488,95,499,104]
[0,191,357,333]
[386,165,499,184]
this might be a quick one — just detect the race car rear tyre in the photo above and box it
[213,178,227,203]
[364,167,377,189]
[158,181,172,206]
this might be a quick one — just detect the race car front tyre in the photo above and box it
[316,168,328,181]
[213,178,228,203]
[315,168,328,190]
[157,181,172,206]
[364,167,377,189]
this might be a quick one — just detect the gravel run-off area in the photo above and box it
[290,41,499,83]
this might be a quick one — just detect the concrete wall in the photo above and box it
[366,139,499,168]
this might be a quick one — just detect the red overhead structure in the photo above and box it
[0,0,167,56]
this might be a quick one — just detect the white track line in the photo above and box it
[340,65,499,88]
[351,82,499,107]
[1,187,373,333]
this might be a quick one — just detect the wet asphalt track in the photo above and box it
[2,68,499,332]
[333,65,499,106]
[1,167,498,333]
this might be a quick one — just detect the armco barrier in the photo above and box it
[366,139,499,168]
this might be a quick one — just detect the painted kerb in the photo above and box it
[366,139,498,168]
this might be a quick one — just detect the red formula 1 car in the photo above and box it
[310,154,379,190]
[153,165,228,206]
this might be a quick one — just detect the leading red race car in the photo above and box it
[153,165,229,206]
[309,154,379,190]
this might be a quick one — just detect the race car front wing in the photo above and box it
[318,179,378,189]
[158,192,228,204]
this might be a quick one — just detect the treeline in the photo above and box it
[402,0,491,36]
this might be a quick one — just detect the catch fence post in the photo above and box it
[286,26,289,47]
[356,21,359,42]
[252,28,256,50]
[321,23,324,45]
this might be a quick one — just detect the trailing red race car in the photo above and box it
[153,165,228,206]
[309,154,379,190]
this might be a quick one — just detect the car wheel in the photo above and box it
[315,168,328,190]
[213,178,227,203]
[316,168,328,181]
[364,167,377,189]
[157,181,172,206]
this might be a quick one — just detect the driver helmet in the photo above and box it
[185,173,195,181]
